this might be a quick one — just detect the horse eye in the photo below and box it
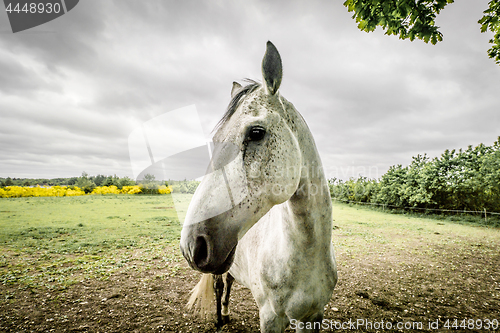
[248,126,266,141]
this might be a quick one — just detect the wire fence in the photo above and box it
[332,198,500,218]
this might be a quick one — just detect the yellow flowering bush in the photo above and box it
[0,185,175,198]
[158,185,173,194]
[0,186,27,198]
[121,185,142,194]
[0,186,86,198]
[65,187,86,196]
[91,185,121,195]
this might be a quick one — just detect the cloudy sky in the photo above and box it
[1,0,499,181]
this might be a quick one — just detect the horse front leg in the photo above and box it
[259,302,288,333]
[213,274,224,329]
[221,272,234,325]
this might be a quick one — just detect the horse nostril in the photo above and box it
[193,236,209,268]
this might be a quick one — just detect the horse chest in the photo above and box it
[249,235,330,306]
[256,254,332,319]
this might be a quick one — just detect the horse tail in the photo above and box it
[186,273,215,318]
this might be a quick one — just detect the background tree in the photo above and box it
[344,0,500,65]
[67,177,78,185]
[4,177,13,186]
[93,174,106,186]
[75,172,96,194]
[101,176,115,187]
[142,174,156,183]
[138,174,159,194]
[118,176,136,188]
[329,137,500,214]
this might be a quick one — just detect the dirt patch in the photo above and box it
[1,241,499,332]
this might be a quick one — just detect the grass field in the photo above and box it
[331,202,500,257]
[1,195,499,332]
[0,194,191,290]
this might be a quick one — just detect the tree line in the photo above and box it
[330,137,500,213]
[0,172,200,195]
[0,173,136,191]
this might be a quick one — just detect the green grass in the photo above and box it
[333,200,500,228]
[331,201,500,258]
[0,195,185,252]
[0,194,193,290]
[1,195,499,292]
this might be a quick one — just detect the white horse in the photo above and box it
[180,41,337,333]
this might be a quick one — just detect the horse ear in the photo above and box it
[261,41,282,95]
[231,81,242,98]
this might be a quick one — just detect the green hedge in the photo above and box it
[330,137,500,213]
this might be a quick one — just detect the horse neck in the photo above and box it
[279,96,333,245]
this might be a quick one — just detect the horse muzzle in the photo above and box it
[180,224,238,275]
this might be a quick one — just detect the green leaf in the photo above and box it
[358,20,368,30]
[343,0,500,66]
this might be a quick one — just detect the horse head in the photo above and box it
[180,42,303,274]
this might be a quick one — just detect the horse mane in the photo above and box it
[214,79,261,131]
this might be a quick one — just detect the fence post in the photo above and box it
[484,208,487,223]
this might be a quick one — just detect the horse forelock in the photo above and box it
[214,79,261,131]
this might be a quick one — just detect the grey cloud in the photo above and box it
[0,56,47,95]
[0,0,498,180]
